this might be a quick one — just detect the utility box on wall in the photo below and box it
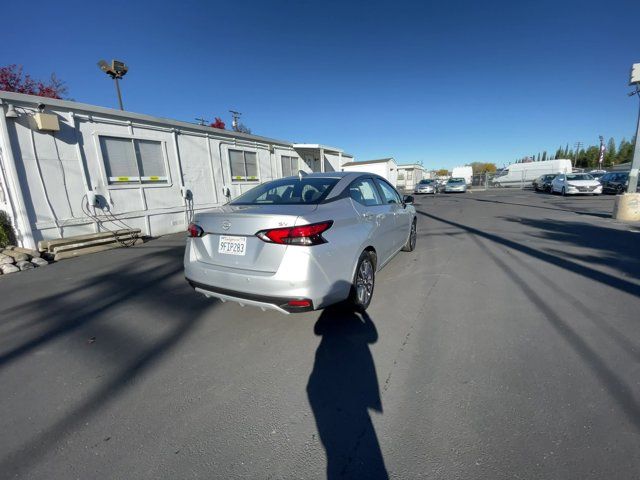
[33,113,60,131]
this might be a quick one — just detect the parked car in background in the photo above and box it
[414,179,437,194]
[444,177,467,193]
[185,172,417,314]
[589,170,607,180]
[599,172,629,194]
[533,174,557,192]
[550,173,602,195]
[451,166,473,185]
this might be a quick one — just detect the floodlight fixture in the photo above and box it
[630,63,640,85]
[97,59,128,110]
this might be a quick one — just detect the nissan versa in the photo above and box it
[184,172,417,313]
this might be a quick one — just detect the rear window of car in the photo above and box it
[231,177,340,205]
[448,178,465,183]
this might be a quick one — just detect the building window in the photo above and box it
[229,149,259,182]
[407,170,413,180]
[100,136,167,185]
[281,155,298,177]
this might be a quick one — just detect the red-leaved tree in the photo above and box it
[210,117,225,129]
[0,64,68,99]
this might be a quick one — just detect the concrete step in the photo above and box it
[51,233,140,254]
[53,238,144,261]
[38,229,141,252]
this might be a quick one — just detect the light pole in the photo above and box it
[98,60,128,110]
[627,63,640,193]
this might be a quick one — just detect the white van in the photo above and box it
[492,159,572,187]
[452,166,473,185]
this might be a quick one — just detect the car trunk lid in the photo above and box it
[191,204,316,273]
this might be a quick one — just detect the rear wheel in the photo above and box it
[402,219,417,252]
[348,251,375,311]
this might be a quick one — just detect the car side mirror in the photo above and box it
[403,195,414,205]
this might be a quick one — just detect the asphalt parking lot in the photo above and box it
[1,189,639,479]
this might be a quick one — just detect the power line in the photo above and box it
[229,110,242,131]
[573,141,583,167]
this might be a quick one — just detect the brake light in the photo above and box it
[256,221,333,246]
[288,299,312,307]
[187,223,204,237]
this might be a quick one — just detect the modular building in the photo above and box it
[396,164,427,192]
[0,92,352,249]
[341,158,398,186]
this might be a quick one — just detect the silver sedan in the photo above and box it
[185,172,417,314]
[444,178,467,193]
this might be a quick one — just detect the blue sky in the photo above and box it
[1,0,637,169]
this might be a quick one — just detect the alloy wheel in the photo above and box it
[356,259,374,305]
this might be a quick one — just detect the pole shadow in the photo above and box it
[306,304,388,479]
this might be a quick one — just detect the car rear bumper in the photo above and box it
[184,240,353,313]
[186,279,314,314]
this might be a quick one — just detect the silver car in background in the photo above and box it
[414,179,437,194]
[185,172,417,314]
[444,177,467,193]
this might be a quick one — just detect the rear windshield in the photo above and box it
[419,179,434,184]
[448,178,465,183]
[230,177,340,205]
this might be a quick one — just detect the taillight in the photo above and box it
[187,223,204,237]
[288,299,312,307]
[256,221,333,246]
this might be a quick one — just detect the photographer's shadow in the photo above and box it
[307,305,388,479]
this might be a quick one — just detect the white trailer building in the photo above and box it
[396,164,427,192]
[0,92,352,249]
[341,158,398,186]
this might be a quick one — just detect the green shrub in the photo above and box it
[0,210,16,248]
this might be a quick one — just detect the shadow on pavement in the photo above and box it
[416,210,640,298]
[417,207,640,432]
[468,195,613,218]
[0,242,215,476]
[469,234,640,432]
[307,304,388,480]
[501,216,640,280]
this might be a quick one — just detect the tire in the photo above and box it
[348,251,375,311]
[402,219,417,252]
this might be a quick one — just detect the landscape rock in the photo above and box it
[6,245,40,258]
[0,254,15,265]
[31,257,49,267]
[0,264,19,274]
[1,250,29,262]
[16,260,35,271]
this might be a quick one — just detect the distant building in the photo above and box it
[396,164,427,191]
[341,158,398,186]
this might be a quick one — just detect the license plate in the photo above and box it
[218,235,247,256]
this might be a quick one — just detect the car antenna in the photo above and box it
[298,170,308,181]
